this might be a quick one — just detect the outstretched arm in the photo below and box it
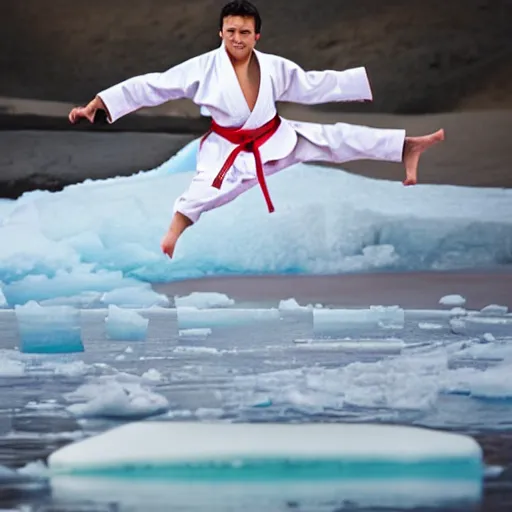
[69,56,203,124]
[275,57,373,104]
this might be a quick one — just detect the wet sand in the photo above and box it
[4,0,512,113]
[1,104,512,198]
[0,130,196,198]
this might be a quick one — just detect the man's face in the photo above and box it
[220,15,260,61]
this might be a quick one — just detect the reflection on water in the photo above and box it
[0,306,511,510]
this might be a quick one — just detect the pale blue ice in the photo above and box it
[0,137,511,306]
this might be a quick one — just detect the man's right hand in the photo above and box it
[68,97,106,124]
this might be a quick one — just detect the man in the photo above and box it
[69,0,444,258]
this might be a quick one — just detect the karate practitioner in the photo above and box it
[69,0,444,258]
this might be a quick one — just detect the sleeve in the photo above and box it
[275,57,373,104]
[97,56,203,123]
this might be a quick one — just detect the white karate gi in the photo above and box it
[98,42,405,223]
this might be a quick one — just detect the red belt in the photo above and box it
[200,114,281,213]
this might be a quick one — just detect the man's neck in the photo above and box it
[227,49,254,69]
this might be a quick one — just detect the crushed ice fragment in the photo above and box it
[66,380,168,419]
[105,305,148,341]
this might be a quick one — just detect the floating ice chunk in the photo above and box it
[481,333,496,343]
[178,328,212,339]
[14,301,84,354]
[175,292,235,309]
[48,360,91,377]
[17,460,50,478]
[0,462,47,489]
[464,365,512,399]
[450,318,467,335]
[173,346,220,355]
[141,369,163,382]
[418,322,444,330]
[450,316,512,337]
[439,295,467,307]
[47,422,482,485]
[101,285,170,309]
[0,285,7,308]
[480,304,508,316]
[0,355,25,377]
[314,306,404,337]
[485,465,505,479]
[450,307,467,317]
[194,407,224,419]
[293,338,405,354]
[405,309,454,320]
[279,298,310,311]
[66,380,168,419]
[177,307,280,329]
[105,305,149,341]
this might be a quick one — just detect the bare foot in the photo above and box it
[160,211,193,258]
[161,230,179,258]
[402,129,445,186]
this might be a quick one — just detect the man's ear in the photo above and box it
[255,33,261,41]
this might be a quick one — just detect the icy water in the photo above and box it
[1,303,512,511]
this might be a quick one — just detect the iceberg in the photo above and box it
[0,137,510,305]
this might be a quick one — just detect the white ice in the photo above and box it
[439,294,467,307]
[481,304,509,316]
[0,137,511,305]
[177,307,280,329]
[65,374,168,419]
[0,349,95,379]
[314,306,404,337]
[101,285,169,309]
[0,285,7,308]
[175,292,235,309]
[279,298,311,311]
[293,338,405,354]
[450,315,512,337]
[47,421,482,475]
[418,322,444,330]
[223,336,512,414]
[105,305,149,341]
[178,328,212,338]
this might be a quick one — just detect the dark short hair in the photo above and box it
[219,1,262,34]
